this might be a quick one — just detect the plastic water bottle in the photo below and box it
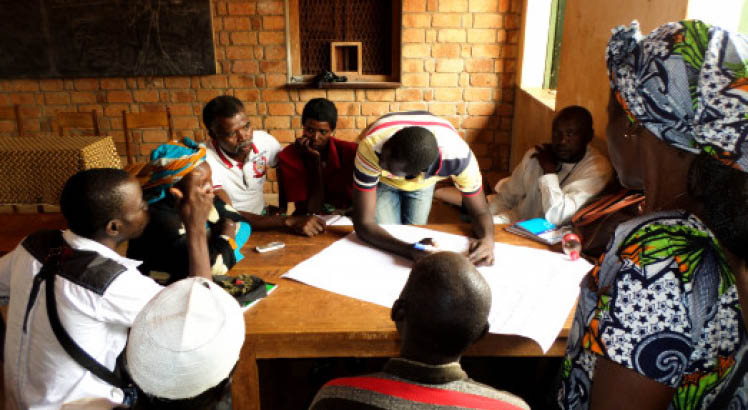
[562,232,582,261]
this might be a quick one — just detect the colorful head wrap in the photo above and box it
[606,20,748,172]
[143,138,207,204]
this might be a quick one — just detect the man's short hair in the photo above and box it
[302,98,338,130]
[59,168,132,239]
[400,252,491,358]
[202,95,245,132]
[554,105,594,140]
[385,126,439,174]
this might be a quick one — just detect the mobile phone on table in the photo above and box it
[255,241,285,253]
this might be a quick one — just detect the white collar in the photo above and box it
[62,229,142,270]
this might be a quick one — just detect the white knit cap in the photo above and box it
[126,277,245,400]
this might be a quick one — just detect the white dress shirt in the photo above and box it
[488,146,613,226]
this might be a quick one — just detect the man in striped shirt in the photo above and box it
[352,111,494,265]
[309,252,530,410]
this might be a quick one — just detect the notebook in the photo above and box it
[504,217,565,245]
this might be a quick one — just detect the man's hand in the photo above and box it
[295,137,322,166]
[408,238,440,262]
[285,215,326,236]
[170,177,214,230]
[468,236,494,266]
[531,144,558,174]
[217,218,236,238]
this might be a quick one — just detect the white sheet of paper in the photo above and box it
[281,225,592,353]
[317,215,353,226]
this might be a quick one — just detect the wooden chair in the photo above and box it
[56,110,100,137]
[0,105,23,136]
[122,107,174,175]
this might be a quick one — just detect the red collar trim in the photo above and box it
[212,139,255,169]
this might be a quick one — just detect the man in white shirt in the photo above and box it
[202,96,325,236]
[0,168,214,409]
[488,106,612,225]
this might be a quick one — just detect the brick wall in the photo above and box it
[0,0,521,193]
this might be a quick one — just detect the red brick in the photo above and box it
[499,0,510,12]
[462,116,499,129]
[472,44,501,58]
[228,74,256,88]
[361,102,389,116]
[11,80,39,92]
[465,59,493,73]
[263,15,284,29]
[468,102,496,115]
[235,89,260,101]
[268,103,295,115]
[505,14,521,29]
[403,14,431,28]
[71,91,97,104]
[107,91,132,103]
[468,29,496,43]
[266,74,286,87]
[402,60,424,73]
[403,0,427,11]
[231,32,257,45]
[508,29,520,44]
[432,44,461,59]
[260,61,286,73]
[257,1,283,15]
[142,129,169,143]
[272,129,295,143]
[170,90,196,103]
[437,29,466,43]
[259,31,284,45]
[164,77,191,88]
[327,89,355,101]
[168,104,193,116]
[439,0,467,11]
[430,73,458,87]
[435,59,464,72]
[173,116,199,129]
[262,45,283,60]
[402,73,429,87]
[396,89,422,102]
[464,88,492,101]
[227,46,253,59]
[511,0,521,12]
[402,29,425,43]
[99,78,124,90]
[264,116,290,129]
[298,89,326,101]
[474,13,502,28]
[470,73,498,87]
[104,103,129,117]
[336,102,361,116]
[470,0,498,11]
[432,14,461,27]
[434,88,462,101]
[399,102,428,111]
[74,78,99,90]
[429,103,456,115]
[197,89,223,102]
[365,90,395,102]
[224,17,251,30]
[39,79,63,91]
[233,60,259,73]
[262,89,289,101]
[228,2,255,15]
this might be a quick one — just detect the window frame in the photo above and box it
[284,0,402,89]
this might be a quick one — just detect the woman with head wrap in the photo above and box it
[127,138,252,285]
[558,20,748,410]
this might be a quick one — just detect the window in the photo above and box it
[543,0,566,89]
[286,0,402,88]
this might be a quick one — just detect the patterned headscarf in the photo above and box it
[606,20,748,172]
[143,138,207,204]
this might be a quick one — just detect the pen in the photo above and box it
[413,242,440,253]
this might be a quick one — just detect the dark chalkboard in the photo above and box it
[0,0,216,78]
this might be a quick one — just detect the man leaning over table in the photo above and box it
[309,252,530,410]
[0,167,214,409]
[352,111,495,265]
[202,95,325,237]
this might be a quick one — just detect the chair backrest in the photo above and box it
[122,107,174,166]
[57,110,100,137]
[0,105,23,136]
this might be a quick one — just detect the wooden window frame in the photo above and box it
[284,0,402,89]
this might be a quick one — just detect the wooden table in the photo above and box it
[230,224,574,410]
[0,136,121,204]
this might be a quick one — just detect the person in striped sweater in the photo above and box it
[309,251,530,410]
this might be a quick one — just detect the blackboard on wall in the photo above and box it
[0,0,216,78]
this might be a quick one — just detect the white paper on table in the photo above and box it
[281,225,592,353]
[316,215,353,226]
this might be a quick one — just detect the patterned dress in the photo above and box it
[558,211,747,410]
